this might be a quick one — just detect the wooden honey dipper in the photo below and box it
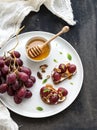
[28,26,70,58]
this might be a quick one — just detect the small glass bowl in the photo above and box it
[25,36,51,62]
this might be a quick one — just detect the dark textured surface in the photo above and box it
[10,0,97,130]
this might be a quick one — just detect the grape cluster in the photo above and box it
[52,63,76,84]
[0,51,36,104]
[40,84,68,104]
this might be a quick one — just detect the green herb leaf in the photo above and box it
[43,88,50,93]
[67,53,72,60]
[36,106,43,111]
[42,75,50,84]
[70,82,73,85]
[59,51,63,54]
[53,59,58,63]
[42,78,48,84]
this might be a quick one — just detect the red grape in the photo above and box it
[1,65,9,75]
[0,83,8,93]
[11,80,20,90]
[17,72,29,82]
[25,90,32,98]
[15,58,23,66]
[0,78,2,84]
[52,72,61,81]
[10,51,21,58]
[6,72,16,84]
[0,59,4,68]
[58,87,68,96]
[0,50,35,104]
[7,86,15,96]
[5,57,11,66]
[0,56,3,60]
[59,63,66,73]
[25,79,33,88]
[49,92,59,104]
[30,76,36,83]
[16,87,26,99]
[0,71,1,76]
[19,66,31,77]
[67,64,76,73]
[40,86,51,97]
[14,95,22,104]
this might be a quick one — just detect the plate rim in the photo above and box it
[0,31,84,118]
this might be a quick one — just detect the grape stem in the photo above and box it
[7,26,25,72]
[8,26,25,53]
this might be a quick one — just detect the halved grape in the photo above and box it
[67,64,76,73]
[59,63,66,73]
[52,72,61,81]
[58,87,68,96]
[49,92,59,104]
[40,86,51,97]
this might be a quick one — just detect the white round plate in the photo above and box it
[0,31,84,118]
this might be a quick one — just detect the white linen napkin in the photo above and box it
[0,102,18,130]
[0,0,76,48]
[0,0,76,130]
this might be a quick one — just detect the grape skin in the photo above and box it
[14,95,22,104]
[7,86,15,96]
[0,59,4,68]
[6,73,16,84]
[1,65,9,75]
[19,66,31,77]
[16,87,26,99]
[49,93,59,104]
[58,87,68,96]
[59,64,66,73]
[24,79,33,88]
[25,90,32,98]
[10,51,21,58]
[17,72,29,82]
[0,83,8,93]
[52,72,61,82]
[67,64,76,73]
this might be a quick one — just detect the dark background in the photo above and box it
[10,0,97,130]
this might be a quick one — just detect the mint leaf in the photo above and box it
[42,78,48,84]
[43,88,50,93]
[53,59,58,63]
[36,107,43,111]
[59,51,63,54]
[67,53,72,60]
